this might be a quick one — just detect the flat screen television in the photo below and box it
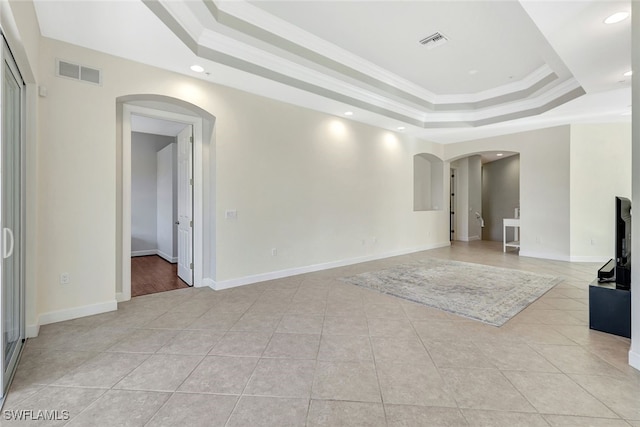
[615,196,631,290]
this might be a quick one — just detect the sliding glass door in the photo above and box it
[0,35,25,401]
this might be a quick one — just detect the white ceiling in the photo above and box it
[32,0,632,144]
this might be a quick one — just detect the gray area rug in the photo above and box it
[340,258,563,327]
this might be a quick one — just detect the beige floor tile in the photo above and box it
[143,311,202,329]
[12,349,98,385]
[317,335,373,361]
[400,301,453,320]
[276,314,324,334]
[569,373,640,420]
[230,313,283,333]
[425,340,496,369]
[178,355,258,394]
[440,368,536,413]
[102,311,163,329]
[473,341,560,372]
[532,344,626,377]
[167,299,215,316]
[367,317,416,337]
[146,393,238,427]
[63,326,134,352]
[365,302,407,319]
[377,361,456,407]
[2,386,106,426]
[324,300,365,316]
[187,311,243,331]
[504,371,618,418]
[371,336,431,364]
[322,316,369,335]
[307,400,386,427]
[500,323,579,345]
[461,409,549,426]
[286,299,326,315]
[262,333,320,359]
[543,414,633,426]
[65,389,170,427]
[226,396,309,427]
[209,331,272,357]
[156,330,224,355]
[412,320,460,342]
[106,329,178,353]
[244,358,315,397]
[312,360,381,402]
[385,404,468,426]
[53,352,149,388]
[3,378,46,407]
[114,354,203,392]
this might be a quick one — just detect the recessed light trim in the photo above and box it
[397,126,406,131]
[496,153,504,157]
[604,12,629,24]
[344,111,353,116]
[190,65,205,73]
[624,70,633,77]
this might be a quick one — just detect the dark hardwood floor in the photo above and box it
[131,255,189,297]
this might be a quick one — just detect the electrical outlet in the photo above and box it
[225,209,238,220]
[271,248,277,256]
[60,273,70,285]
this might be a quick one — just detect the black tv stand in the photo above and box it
[589,279,631,338]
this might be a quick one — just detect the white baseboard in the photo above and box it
[116,292,128,303]
[202,278,216,290]
[630,349,640,372]
[38,300,118,326]
[210,242,450,291]
[26,324,40,338]
[131,250,157,257]
[519,250,570,262]
[468,235,481,241]
[157,250,177,263]
[569,255,611,263]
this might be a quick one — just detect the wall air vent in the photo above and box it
[56,59,102,86]
[419,32,448,50]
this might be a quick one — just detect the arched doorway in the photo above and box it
[116,95,216,301]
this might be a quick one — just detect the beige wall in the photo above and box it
[445,126,572,261]
[570,123,631,262]
[35,37,449,326]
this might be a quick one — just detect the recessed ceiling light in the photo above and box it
[397,126,406,131]
[604,12,629,24]
[624,70,633,77]
[190,65,205,73]
[344,111,353,116]
[497,153,504,157]
[468,69,478,75]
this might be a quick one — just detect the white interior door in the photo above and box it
[177,125,193,286]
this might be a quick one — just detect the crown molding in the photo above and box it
[142,0,586,128]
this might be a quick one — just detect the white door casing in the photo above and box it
[120,104,205,302]
[177,125,193,286]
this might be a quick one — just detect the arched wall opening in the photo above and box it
[447,151,520,246]
[116,94,216,301]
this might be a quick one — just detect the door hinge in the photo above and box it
[190,136,193,143]
[190,178,193,186]
[190,262,193,270]
[190,220,193,227]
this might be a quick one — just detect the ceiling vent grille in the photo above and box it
[56,59,102,86]
[419,32,448,50]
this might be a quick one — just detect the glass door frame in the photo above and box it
[0,33,26,403]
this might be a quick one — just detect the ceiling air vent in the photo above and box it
[419,32,448,50]
[56,59,102,86]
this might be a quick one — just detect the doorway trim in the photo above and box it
[120,104,204,301]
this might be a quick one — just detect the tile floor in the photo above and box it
[3,241,639,426]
